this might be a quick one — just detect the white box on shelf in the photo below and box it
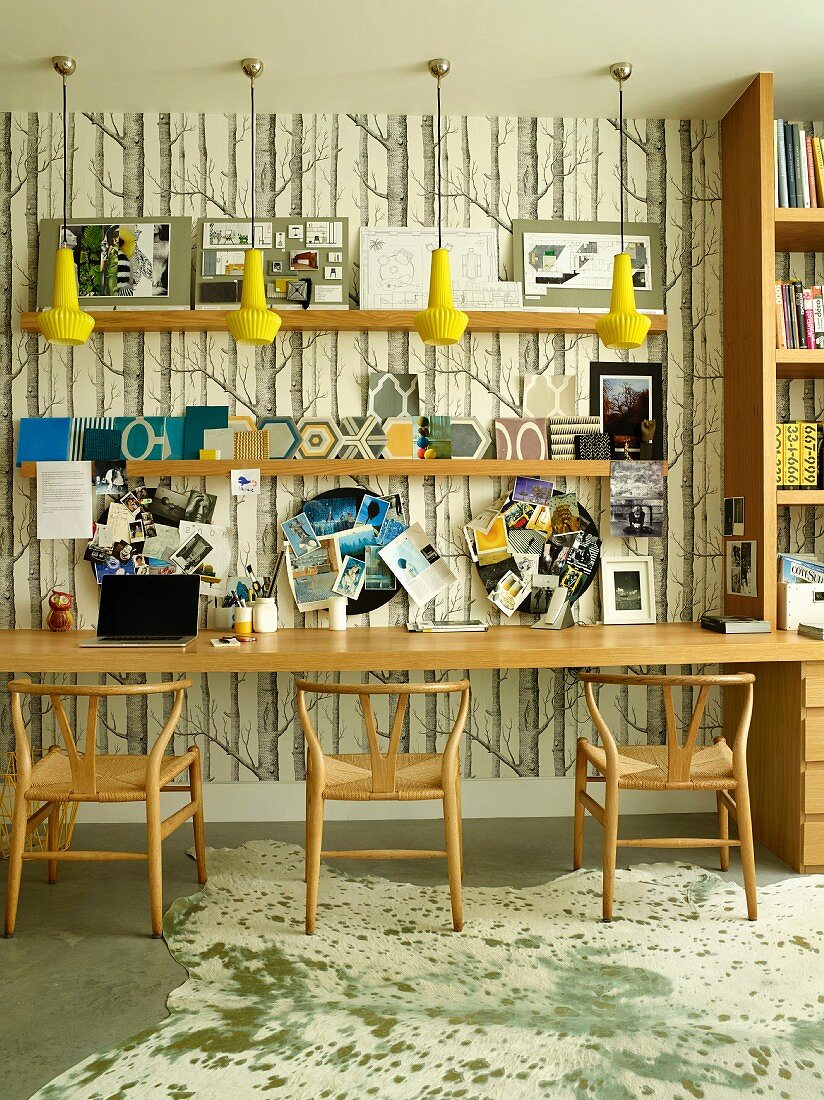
[777,581,824,630]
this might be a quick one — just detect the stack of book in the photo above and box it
[775,280,824,349]
[776,421,819,489]
[775,120,824,208]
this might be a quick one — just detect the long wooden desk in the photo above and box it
[0,623,820,874]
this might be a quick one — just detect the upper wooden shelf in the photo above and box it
[20,458,669,480]
[774,209,824,253]
[775,349,824,378]
[19,308,668,337]
[777,490,824,505]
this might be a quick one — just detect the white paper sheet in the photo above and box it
[36,462,93,540]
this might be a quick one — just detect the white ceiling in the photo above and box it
[1,0,823,119]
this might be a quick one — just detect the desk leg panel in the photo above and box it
[724,661,803,872]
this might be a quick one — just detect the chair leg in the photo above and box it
[443,786,464,932]
[4,790,29,938]
[188,746,207,885]
[602,782,619,922]
[47,803,59,884]
[305,783,324,935]
[734,782,758,921]
[573,739,587,871]
[716,791,730,872]
[455,774,464,880]
[146,791,164,938]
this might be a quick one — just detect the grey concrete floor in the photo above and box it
[2,814,797,1100]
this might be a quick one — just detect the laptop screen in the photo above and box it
[96,574,201,638]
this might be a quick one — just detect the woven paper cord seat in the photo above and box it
[26,749,197,803]
[323,753,444,801]
[581,740,736,791]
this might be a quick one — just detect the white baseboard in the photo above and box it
[74,779,716,824]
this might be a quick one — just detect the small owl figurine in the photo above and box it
[46,590,74,633]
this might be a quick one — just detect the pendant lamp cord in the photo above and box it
[250,76,255,245]
[61,76,67,247]
[436,76,442,249]
[619,79,624,252]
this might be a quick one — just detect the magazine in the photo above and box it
[378,523,456,606]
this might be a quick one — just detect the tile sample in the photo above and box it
[494,418,548,461]
[523,374,576,418]
[297,417,343,460]
[451,416,492,459]
[367,371,420,419]
[337,416,388,460]
[382,417,414,459]
[258,416,301,459]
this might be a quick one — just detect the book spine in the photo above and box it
[794,279,806,347]
[801,421,818,488]
[819,423,824,490]
[777,422,785,488]
[777,120,789,206]
[804,286,815,348]
[794,125,807,207]
[800,128,811,206]
[816,137,824,211]
[812,285,824,349]
[785,421,801,489]
[787,124,798,206]
[807,136,819,207]
[776,282,786,348]
[783,283,794,347]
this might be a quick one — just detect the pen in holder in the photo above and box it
[327,598,347,632]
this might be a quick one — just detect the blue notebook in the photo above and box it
[16,417,72,466]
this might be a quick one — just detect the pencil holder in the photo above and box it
[233,607,253,636]
[252,598,278,633]
[211,607,235,632]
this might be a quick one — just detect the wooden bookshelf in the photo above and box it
[774,208,824,252]
[18,308,668,337]
[20,458,669,480]
[775,349,824,378]
[776,490,824,505]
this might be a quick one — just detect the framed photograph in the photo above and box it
[600,555,656,625]
[38,217,192,308]
[589,362,664,459]
[512,219,663,312]
[609,460,665,538]
[724,496,745,537]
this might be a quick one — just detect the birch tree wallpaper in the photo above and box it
[0,110,723,784]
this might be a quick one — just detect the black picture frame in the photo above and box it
[588,362,664,460]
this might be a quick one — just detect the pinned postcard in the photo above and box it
[282,513,321,559]
[231,469,260,496]
[332,555,367,599]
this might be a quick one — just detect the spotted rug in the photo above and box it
[33,841,824,1099]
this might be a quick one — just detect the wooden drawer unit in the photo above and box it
[804,765,824,814]
[805,714,824,760]
[803,665,824,707]
[803,822,824,867]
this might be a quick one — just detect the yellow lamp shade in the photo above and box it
[595,251,652,350]
[226,249,282,346]
[38,247,95,346]
[414,248,468,347]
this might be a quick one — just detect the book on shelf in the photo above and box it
[699,614,771,634]
[407,619,488,633]
[776,421,820,489]
[775,281,824,348]
[774,121,824,208]
[778,552,824,585]
[798,622,824,640]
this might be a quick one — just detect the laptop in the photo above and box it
[80,574,200,648]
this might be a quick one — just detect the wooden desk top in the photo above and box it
[0,624,822,674]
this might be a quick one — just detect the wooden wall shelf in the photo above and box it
[20,458,669,480]
[774,209,824,253]
[776,349,824,378]
[777,490,824,505]
[19,308,668,337]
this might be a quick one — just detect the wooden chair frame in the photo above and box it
[575,671,757,922]
[4,677,206,938]
[295,678,470,935]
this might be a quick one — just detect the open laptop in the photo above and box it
[80,574,200,648]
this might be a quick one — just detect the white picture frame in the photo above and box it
[600,554,656,625]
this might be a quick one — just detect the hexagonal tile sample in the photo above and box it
[451,416,492,459]
[258,416,301,459]
[381,417,414,458]
[297,417,343,460]
[337,416,388,459]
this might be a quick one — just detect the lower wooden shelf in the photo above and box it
[776,349,824,379]
[21,458,670,480]
[777,490,824,505]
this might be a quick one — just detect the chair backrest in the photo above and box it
[8,678,192,798]
[578,671,755,782]
[295,679,470,795]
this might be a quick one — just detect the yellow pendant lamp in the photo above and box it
[38,56,94,347]
[226,58,281,347]
[414,58,468,347]
[595,62,651,351]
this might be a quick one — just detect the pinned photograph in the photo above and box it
[501,500,534,529]
[94,558,136,584]
[184,488,217,524]
[305,221,331,245]
[724,496,745,537]
[364,545,396,590]
[128,520,145,544]
[147,486,189,526]
[290,250,318,271]
[355,493,390,535]
[328,250,343,264]
[171,531,213,574]
[302,493,360,535]
[336,524,378,561]
[609,461,665,538]
[474,516,510,566]
[282,512,321,559]
[287,224,304,240]
[727,540,757,598]
[286,534,342,611]
[231,469,260,496]
[178,521,231,593]
[203,220,271,249]
[332,555,367,599]
[513,476,555,505]
[275,231,286,249]
[93,461,127,499]
[489,570,531,617]
[268,260,283,275]
[324,265,342,280]
[119,491,142,514]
